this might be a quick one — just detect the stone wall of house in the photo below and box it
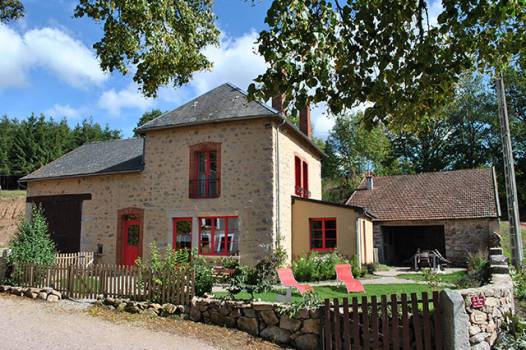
[276,125,322,263]
[188,297,321,350]
[373,218,499,265]
[26,118,323,266]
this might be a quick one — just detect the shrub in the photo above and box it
[512,268,526,301]
[458,251,490,288]
[494,313,526,350]
[218,256,240,270]
[7,207,56,276]
[292,251,364,282]
[191,251,214,297]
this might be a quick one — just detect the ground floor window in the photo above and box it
[199,216,239,256]
[310,218,336,251]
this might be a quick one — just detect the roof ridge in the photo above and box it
[367,168,491,180]
[84,137,141,146]
[224,82,280,115]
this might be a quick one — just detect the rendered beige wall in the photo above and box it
[291,199,374,264]
[275,126,322,263]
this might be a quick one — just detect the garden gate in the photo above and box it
[322,291,443,350]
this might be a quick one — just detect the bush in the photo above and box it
[292,251,364,282]
[7,207,56,274]
[191,252,214,297]
[494,313,526,350]
[458,251,490,288]
[512,268,526,301]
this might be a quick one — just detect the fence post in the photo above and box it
[67,264,74,298]
[29,265,34,286]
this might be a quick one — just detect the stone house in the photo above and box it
[347,168,501,265]
[20,83,374,266]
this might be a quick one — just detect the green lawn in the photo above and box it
[215,283,434,303]
[397,271,467,284]
[0,190,26,198]
[499,221,526,260]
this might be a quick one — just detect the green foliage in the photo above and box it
[0,0,24,23]
[458,251,490,288]
[292,251,363,282]
[190,250,214,297]
[218,256,240,270]
[512,268,526,301]
[495,313,526,350]
[133,109,164,136]
[74,0,219,98]
[281,291,322,317]
[421,269,441,289]
[0,115,120,178]
[249,0,526,129]
[7,206,56,283]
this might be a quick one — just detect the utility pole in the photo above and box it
[496,73,523,269]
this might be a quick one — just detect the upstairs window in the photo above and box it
[294,156,310,198]
[189,143,221,198]
[310,218,336,251]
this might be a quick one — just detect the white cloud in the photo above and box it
[98,84,154,116]
[0,24,106,90]
[46,104,83,119]
[189,30,266,94]
[427,0,444,28]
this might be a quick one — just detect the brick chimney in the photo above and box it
[299,99,312,138]
[272,94,285,114]
[365,171,374,190]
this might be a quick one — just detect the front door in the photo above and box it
[123,218,141,266]
[173,218,192,251]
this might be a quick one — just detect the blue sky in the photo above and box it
[0,0,443,139]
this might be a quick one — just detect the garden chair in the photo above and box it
[335,264,365,293]
[276,268,313,303]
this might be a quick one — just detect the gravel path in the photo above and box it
[0,295,217,350]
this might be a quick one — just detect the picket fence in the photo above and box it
[16,263,195,305]
[323,291,442,350]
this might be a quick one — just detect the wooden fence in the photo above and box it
[323,291,442,350]
[55,252,95,268]
[15,263,195,305]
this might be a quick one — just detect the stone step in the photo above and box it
[489,247,503,256]
[490,265,509,274]
[489,255,508,266]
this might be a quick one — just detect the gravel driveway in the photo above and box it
[0,295,217,350]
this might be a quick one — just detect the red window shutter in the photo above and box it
[302,161,309,198]
[295,156,302,196]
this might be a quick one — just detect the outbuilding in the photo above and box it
[347,168,501,265]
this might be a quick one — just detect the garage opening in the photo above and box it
[27,194,91,253]
[382,225,445,265]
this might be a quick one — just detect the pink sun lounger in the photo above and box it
[277,268,314,297]
[335,264,365,293]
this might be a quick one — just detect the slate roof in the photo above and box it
[20,138,144,182]
[346,168,500,221]
[136,83,278,132]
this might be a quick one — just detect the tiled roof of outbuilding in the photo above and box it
[20,138,144,182]
[346,168,500,221]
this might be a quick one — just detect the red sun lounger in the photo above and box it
[335,264,365,293]
[277,268,314,296]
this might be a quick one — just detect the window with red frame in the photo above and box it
[294,156,310,198]
[190,143,220,198]
[199,216,239,256]
[310,218,336,251]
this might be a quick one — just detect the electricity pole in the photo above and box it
[496,73,523,269]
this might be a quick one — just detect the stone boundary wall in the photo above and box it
[459,273,513,350]
[0,284,63,302]
[188,297,321,350]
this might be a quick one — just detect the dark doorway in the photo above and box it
[382,225,445,265]
[27,194,91,253]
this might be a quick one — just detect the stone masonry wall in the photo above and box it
[26,118,323,266]
[188,297,321,350]
[374,218,499,265]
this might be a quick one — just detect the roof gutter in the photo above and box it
[19,168,144,184]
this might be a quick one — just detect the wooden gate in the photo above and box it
[323,292,442,350]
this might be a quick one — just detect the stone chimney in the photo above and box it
[365,172,374,190]
[299,99,312,139]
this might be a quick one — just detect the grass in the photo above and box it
[397,271,467,284]
[0,190,26,198]
[499,221,526,260]
[214,283,434,303]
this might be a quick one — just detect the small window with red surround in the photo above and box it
[295,156,310,198]
[199,216,239,256]
[189,143,221,198]
[310,218,336,251]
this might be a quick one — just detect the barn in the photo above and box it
[347,168,501,265]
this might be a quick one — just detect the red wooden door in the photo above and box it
[123,219,141,266]
[173,218,192,250]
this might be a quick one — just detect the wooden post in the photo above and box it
[67,264,74,298]
[29,265,34,286]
